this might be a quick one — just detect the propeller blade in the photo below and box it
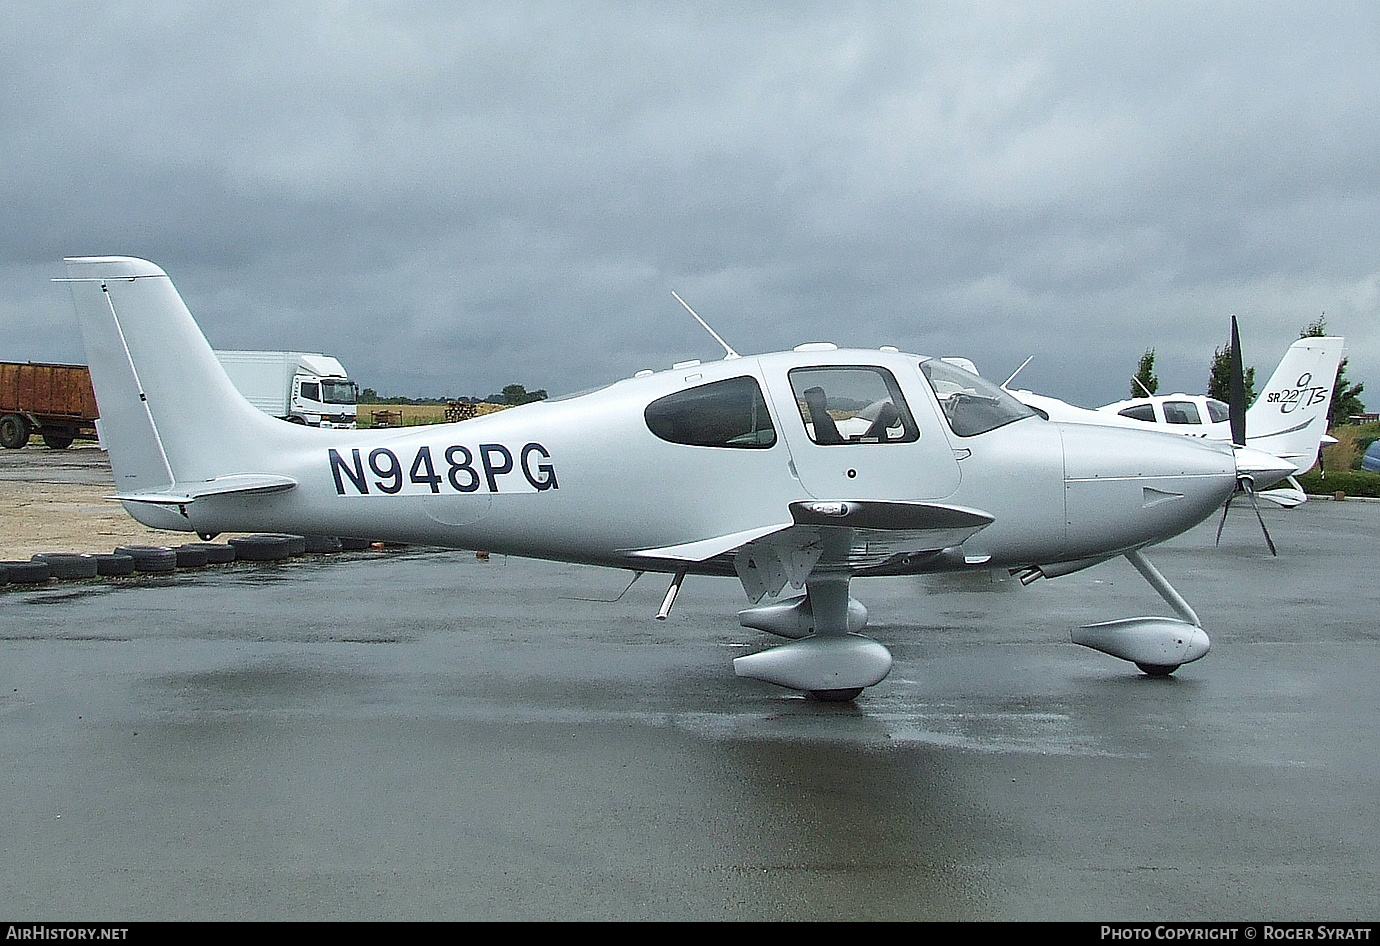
[1215,492,1233,547]
[1218,478,1280,555]
[1228,315,1246,448]
[1243,481,1279,557]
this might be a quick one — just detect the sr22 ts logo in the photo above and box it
[1265,372,1329,414]
[329,442,558,496]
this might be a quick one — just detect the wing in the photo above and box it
[628,500,995,602]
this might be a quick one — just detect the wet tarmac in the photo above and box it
[1,494,1378,921]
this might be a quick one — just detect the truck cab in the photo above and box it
[292,372,358,428]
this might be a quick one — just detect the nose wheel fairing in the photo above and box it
[1072,617,1211,672]
[1069,548,1211,675]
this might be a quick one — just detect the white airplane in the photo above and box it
[1008,331,1345,509]
[60,257,1296,700]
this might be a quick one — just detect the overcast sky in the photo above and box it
[2,1,1376,408]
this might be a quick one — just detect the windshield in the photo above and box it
[320,380,358,405]
[918,358,1036,437]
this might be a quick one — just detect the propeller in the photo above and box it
[1228,315,1246,449]
[1215,315,1278,555]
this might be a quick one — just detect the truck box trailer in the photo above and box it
[0,361,99,449]
[213,350,358,428]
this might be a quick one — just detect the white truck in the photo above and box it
[214,350,359,428]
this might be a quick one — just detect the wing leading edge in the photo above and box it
[627,500,995,602]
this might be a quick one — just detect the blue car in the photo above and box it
[1363,440,1380,473]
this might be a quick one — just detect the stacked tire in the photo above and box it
[113,545,178,573]
[303,535,342,554]
[90,553,136,577]
[32,552,99,579]
[0,560,52,584]
[5,532,373,590]
[172,545,210,569]
[227,534,295,562]
[177,542,237,564]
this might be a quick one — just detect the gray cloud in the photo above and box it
[2,1,1376,407]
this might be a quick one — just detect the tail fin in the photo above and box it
[62,257,299,526]
[1244,334,1346,472]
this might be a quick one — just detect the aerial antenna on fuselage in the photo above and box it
[1131,375,1154,398]
[672,291,740,360]
[1002,355,1033,389]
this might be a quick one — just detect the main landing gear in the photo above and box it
[733,577,891,701]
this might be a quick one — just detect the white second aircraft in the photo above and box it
[61,257,1296,700]
[1008,331,1345,508]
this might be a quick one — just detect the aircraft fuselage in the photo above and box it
[166,346,1238,575]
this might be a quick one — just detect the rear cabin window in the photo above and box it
[787,366,919,445]
[1118,404,1158,422]
[644,376,776,448]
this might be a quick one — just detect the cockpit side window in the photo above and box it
[918,358,1036,437]
[644,376,776,448]
[787,366,919,445]
[1164,401,1200,424]
[1206,399,1231,423]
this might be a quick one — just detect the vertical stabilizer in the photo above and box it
[1245,335,1346,472]
[62,257,297,498]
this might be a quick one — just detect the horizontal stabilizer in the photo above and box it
[113,473,298,506]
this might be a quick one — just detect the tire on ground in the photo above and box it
[303,535,342,553]
[91,553,136,577]
[113,545,178,573]
[227,534,294,562]
[1,560,52,583]
[270,534,308,556]
[32,552,99,579]
[338,537,373,551]
[177,542,237,564]
[173,546,211,568]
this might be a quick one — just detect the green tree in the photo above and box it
[1207,344,1256,406]
[1300,315,1365,426]
[501,383,548,406]
[1131,349,1159,397]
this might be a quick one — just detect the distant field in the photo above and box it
[356,403,508,428]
